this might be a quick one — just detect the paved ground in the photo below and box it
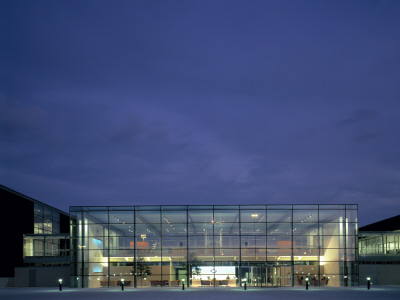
[1,286,400,300]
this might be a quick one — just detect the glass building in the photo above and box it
[70,204,358,288]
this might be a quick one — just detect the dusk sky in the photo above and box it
[1,0,400,226]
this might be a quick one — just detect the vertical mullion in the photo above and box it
[239,205,242,287]
[81,208,84,288]
[107,207,110,288]
[160,207,163,288]
[212,206,215,287]
[317,205,320,287]
[133,206,137,288]
[186,206,189,287]
[291,205,294,287]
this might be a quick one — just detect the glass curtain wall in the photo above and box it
[70,205,358,288]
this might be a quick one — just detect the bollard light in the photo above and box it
[344,275,348,287]
[121,278,125,291]
[305,277,309,290]
[58,279,63,291]
[367,277,371,290]
[182,278,185,290]
[242,278,247,290]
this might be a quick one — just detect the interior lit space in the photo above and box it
[70,205,358,288]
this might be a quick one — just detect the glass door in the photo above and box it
[267,265,280,286]
[266,265,292,287]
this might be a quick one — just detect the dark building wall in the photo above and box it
[359,215,400,231]
[60,213,70,234]
[0,188,34,277]
[0,185,70,278]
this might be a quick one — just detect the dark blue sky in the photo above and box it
[1,0,400,226]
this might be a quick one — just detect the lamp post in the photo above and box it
[121,278,125,291]
[305,277,309,290]
[182,278,185,290]
[242,278,247,290]
[367,277,371,290]
[58,279,63,291]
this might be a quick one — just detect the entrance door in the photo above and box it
[250,265,266,287]
[266,265,292,287]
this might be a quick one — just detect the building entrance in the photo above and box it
[267,265,292,287]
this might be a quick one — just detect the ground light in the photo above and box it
[182,279,185,290]
[305,278,309,290]
[121,278,125,291]
[367,277,371,290]
[242,278,247,290]
[58,279,63,291]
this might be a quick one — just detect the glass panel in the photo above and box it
[44,207,53,219]
[346,210,357,222]
[188,211,213,223]
[135,206,160,211]
[267,223,291,235]
[293,235,319,248]
[292,223,318,235]
[241,235,266,248]
[240,205,266,210]
[214,235,240,248]
[187,248,214,257]
[163,247,187,258]
[320,235,345,248]
[241,223,266,235]
[135,224,161,236]
[267,236,291,248]
[188,223,213,235]
[320,204,345,210]
[292,205,318,210]
[34,204,44,217]
[213,210,239,223]
[214,223,239,235]
[108,236,136,249]
[109,211,134,224]
[136,211,160,223]
[87,223,107,236]
[214,248,240,258]
[84,210,109,223]
[162,211,187,223]
[161,236,187,248]
[320,248,345,261]
[109,224,134,236]
[319,210,345,222]
[162,223,187,236]
[267,210,291,222]
[267,248,292,258]
[293,210,318,222]
[214,205,239,210]
[293,248,319,256]
[161,205,187,211]
[188,235,214,248]
[188,206,213,210]
[320,223,344,236]
[53,211,60,223]
[267,205,292,210]
[240,210,266,222]
[136,249,161,257]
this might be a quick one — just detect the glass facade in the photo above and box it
[359,232,400,256]
[70,204,358,288]
[34,203,61,234]
[24,203,70,265]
